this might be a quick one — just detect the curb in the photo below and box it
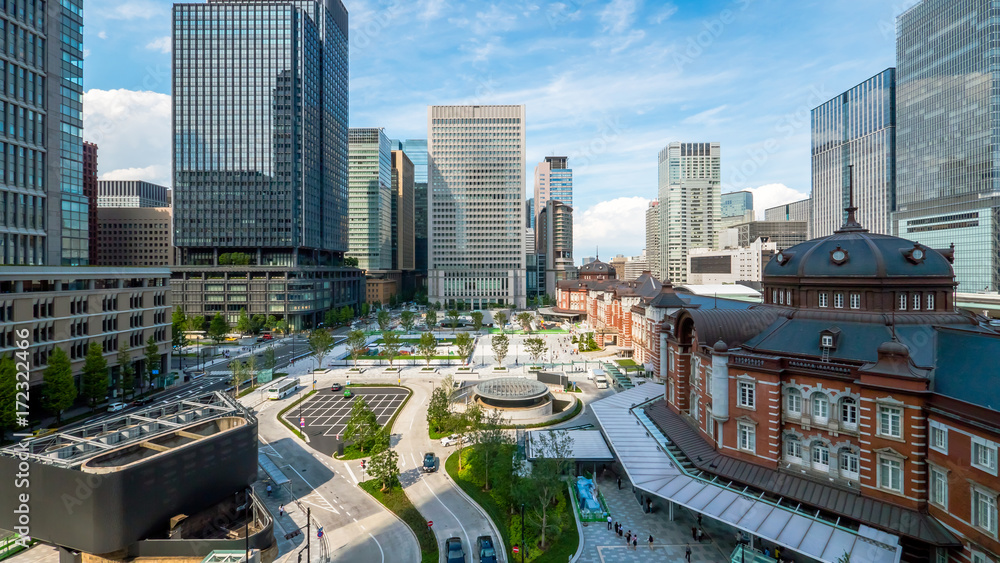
[444,470,510,563]
[568,482,586,563]
[355,483,423,563]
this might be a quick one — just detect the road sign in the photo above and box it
[427,521,433,527]
[152,369,159,375]
[299,417,305,428]
[512,546,519,554]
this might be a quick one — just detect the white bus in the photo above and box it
[267,378,299,400]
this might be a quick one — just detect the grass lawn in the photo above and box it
[615,359,637,366]
[429,427,449,440]
[359,480,438,563]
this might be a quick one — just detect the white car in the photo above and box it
[107,402,127,413]
[440,434,463,447]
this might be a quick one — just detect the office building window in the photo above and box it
[738,422,755,453]
[850,293,860,309]
[786,388,802,416]
[930,467,948,509]
[973,437,998,476]
[879,405,902,438]
[738,380,755,409]
[972,486,998,536]
[930,421,948,454]
[879,456,903,492]
[812,395,829,422]
[840,450,860,480]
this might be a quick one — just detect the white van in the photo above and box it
[588,368,606,381]
[594,375,609,389]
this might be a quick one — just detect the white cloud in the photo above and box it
[83,48,91,59]
[682,104,728,126]
[744,183,810,220]
[98,31,108,40]
[473,5,518,35]
[574,196,651,259]
[83,89,172,187]
[599,0,642,34]
[420,0,447,21]
[145,36,171,54]
[648,4,677,24]
[100,165,170,183]
[98,0,168,20]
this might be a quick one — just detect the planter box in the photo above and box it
[492,367,508,372]
[383,367,400,372]
[457,367,472,371]
[348,367,364,373]
[420,367,438,373]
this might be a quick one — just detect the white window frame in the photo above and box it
[840,450,860,480]
[812,394,829,423]
[971,551,988,563]
[738,422,755,453]
[819,292,828,308]
[850,292,860,309]
[973,437,999,476]
[785,438,802,462]
[738,380,756,409]
[841,398,858,428]
[834,293,844,309]
[927,293,935,310]
[812,443,830,472]
[878,455,903,493]
[929,421,948,454]
[930,466,948,509]
[778,290,783,305]
[786,389,802,416]
[878,405,902,439]
[821,335,833,347]
[912,293,921,311]
[972,485,998,536]
[899,293,907,311]
[786,291,793,306]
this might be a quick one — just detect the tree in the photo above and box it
[426,386,451,434]
[0,355,19,435]
[417,332,437,366]
[368,444,400,492]
[381,331,401,368]
[324,308,338,328]
[81,342,109,410]
[425,309,438,330]
[265,315,279,330]
[308,329,335,372]
[400,311,415,334]
[261,347,277,383]
[494,312,508,334]
[116,344,135,401]
[188,314,206,332]
[347,330,368,367]
[339,305,354,325]
[42,348,76,424]
[491,333,510,366]
[376,309,391,332]
[446,309,460,331]
[471,407,511,491]
[344,256,359,268]
[144,335,160,391]
[389,294,398,308]
[441,373,458,403]
[344,396,380,453]
[471,311,484,333]
[245,355,257,389]
[516,312,534,333]
[361,302,370,318]
[455,333,475,363]
[171,306,187,350]
[208,313,229,345]
[524,337,547,365]
[251,314,266,334]
[235,308,252,334]
[456,403,482,472]
[275,319,289,336]
[526,430,575,549]
[229,359,248,397]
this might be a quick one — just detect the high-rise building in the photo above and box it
[171,0,362,329]
[391,139,428,278]
[764,198,811,223]
[533,156,572,225]
[580,256,597,266]
[428,105,526,308]
[536,199,575,296]
[623,251,648,281]
[526,198,535,229]
[84,143,99,263]
[646,201,660,279]
[391,149,414,272]
[658,142,721,283]
[895,0,1000,291]
[812,69,896,238]
[348,128,392,271]
[721,191,753,218]
[687,237,776,285]
[719,220,808,251]
[96,207,173,267]
[610,255,628,280]
[97,181,171,208]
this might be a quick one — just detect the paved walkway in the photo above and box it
[577,473,737,563]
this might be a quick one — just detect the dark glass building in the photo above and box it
[172,0,361,329]
[394,139,428,276]
[895,0,1000,291]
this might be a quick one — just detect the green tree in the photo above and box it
[446,309,460,330]
[524,337,547,365]
[116,344,135,401]
[389,294,398,308]
[245,355,257,389]
[344,256,359,268]
[381,331,402,368]
[308,329,335,372]
[361,302,370,318]
[208,313,229,345]
[399,311,415,334]
[344,396,380,453]
[425,309,438,330]
[81,342,109,410]
[494,312,508,334]
[261,347,277,372]
[516,312,534,333]
[339,305,354,325]
[471,407,511,491]
[455,332,475,363]
[251,314,266,334]
[347,330,368,367]
[229,359,248,397]
[417,332,437,365]
[235,308,252,334]
[376,309,391,332]
[274,319,288,336]
[171,306,187,350]
[456,403,482,472]
[42,348,76,424]
[471,311,484,333]
[0,355,20,434]
[265,315,279,330]
[144,335,160,391]
[491,333,510,366]
[526,430,575,549]
[368,443,400,492]
[426,386,451,434]
[324,308,338,328]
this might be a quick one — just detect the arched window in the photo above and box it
[840,397,858,428]
[840,447,860,480]
[812,394,829,422]
[812,442,830,472]
[785,388,802,416]
[784,436,802,462]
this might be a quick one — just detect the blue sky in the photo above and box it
[82,0,910,258]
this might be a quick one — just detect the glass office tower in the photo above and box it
[895,0,1000,291]
[812,69,895,238]
[658,142,721,284]
[348,128,392,270]
[394,139,428,275]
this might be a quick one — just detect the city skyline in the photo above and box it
[81,0,906,258]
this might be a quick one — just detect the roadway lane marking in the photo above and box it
[424,478,471,553]
[368,533,384,563]
[346,463,358,484]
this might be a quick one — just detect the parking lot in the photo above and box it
[282,386,410,456]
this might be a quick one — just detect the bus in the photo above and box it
[267,378,299,400]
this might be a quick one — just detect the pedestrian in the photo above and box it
[607,515,612,530]
[625,531,630,544]
[648,534,653,550]
[278,505,284,517]
[646,498,652,514]
[618,525,623,538]
[697,528,704,542]
[632,536,637,550]
[691,527,698,541]
[764,547,771,558]
[773,547,781,561]
[685,545,692,562]
[617,476,622,490]
[266,484,272,497]
[697,514,702,528]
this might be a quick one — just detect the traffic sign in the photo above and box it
[152,369,159,375]
[299,417,305,428]
[427,521,433,527]
[512,546,519,554]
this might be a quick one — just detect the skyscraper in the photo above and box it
[658,142,721,283]
[428,105,526,308]
[84,143,99,263]
[536,199,575,296]
[812,69,896,238]
[392,139,428,277]
[172,0,362,329]
[391,149,415,272]
[348,128,392,271]
[97,181,171,208]
[895,0,1000,291]
[645,201,660,279]
[533,156,572,226]
[721,191,753,219]
[764,199,811,223]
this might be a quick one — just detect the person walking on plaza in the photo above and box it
[691,526,698,541]
[278,505,284,517]
[773,546,781,561]
[607,515,612,530]
[685,545,692,562]
[646,498,652,513]
[697,527,704,542]
[266,484,272,497]
[632,536,637,550]
[618,524,623,539]
[648,534,653,550]
[617,476,622,490]
[626,531,631,545]
[697,514,702,527]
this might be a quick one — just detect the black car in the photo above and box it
[445,537,465,563]
[422,452,436,473]
[476,536,497,563]
[331,383,343,392]
[130,396,154,407]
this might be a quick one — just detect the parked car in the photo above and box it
[331,383,343,392]
[440,434,463,447]
[107,402,127,413]
[422,452,437,472]
[476,536,497,563]
[445,537,465,563]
